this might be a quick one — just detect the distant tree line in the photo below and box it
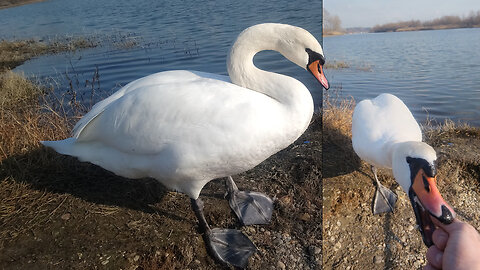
[372,11,480,32]
[324,10,344,35]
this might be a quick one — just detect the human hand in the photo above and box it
[424,218,480,270]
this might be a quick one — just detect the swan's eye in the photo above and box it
[422,175,430,192]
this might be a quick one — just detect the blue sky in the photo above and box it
[324,0,480,28]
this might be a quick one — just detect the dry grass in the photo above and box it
[0,71,72,160]
[0,39,88,249]
[324,60,350,70]
[0,68,78,246]
[0,70,41,109]
[323,87,355,139]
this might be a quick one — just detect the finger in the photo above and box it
[426,245,443,270]
[432,216,461,232]
[432,226,448,250]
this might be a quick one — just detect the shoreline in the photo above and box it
[373,25,480,33]
[0,0,46,10]
[325,25,480,37]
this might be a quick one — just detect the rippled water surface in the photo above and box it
[0,0,323,108]
[325,29,480,126]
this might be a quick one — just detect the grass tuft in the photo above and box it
[324,60,350,70]
[0,37,98,71]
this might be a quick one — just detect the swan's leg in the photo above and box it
[371,165,398,214]
[225,176,273,225]
[190,198,257,268]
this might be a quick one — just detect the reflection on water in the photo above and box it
[325,28,480,126]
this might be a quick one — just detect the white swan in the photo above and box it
[352,93,455,247]
[42,23,329,267]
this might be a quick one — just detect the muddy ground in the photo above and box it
[322,102,480,270]
[0,110,321,270]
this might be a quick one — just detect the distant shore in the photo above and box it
[0,0,46,10]
[325,25,480,38]
[324,31,345,37]
[371,12,480,33]
[373,24,480,33]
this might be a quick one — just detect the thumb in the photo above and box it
[432,217,462,233]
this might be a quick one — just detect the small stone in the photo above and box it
[133,255,140,262]
[309,245,321,255]
[273,238,283,245]
[333,242,342,252]
[279,195,292,206]
[101,259,109,265]
[277,261,286,270]
[299,213,311,221]
[61,213,71,220]
[374,255,383,264]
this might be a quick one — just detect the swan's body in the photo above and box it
[42,23,328,267]
[352,93,455,247]
[352,93,424,186]
[47,69,312,199]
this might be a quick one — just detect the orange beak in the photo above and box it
[308,60,329,90]
[409,170,455,246]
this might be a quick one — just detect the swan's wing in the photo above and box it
[352,93,422,165]
[72,77,138,138]
[75,72,282,168]
[73,70,230,138]
[374,93,422,142]
[353,93,421,144]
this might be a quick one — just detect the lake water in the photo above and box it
[324,28,480,126]
[2,2,479,127]
[0,0,323,109]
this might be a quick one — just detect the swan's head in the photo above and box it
[393,142,455,246]
[232,23,330,90]
[305,48,329,90]
[272,24,329,90]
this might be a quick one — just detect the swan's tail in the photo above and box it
[41,138,76,156]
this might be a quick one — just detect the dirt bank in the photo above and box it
[322,96,480,269]
[0,113,322,270]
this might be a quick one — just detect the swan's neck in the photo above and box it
[226,25,313,120]
[391,141,437,193]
